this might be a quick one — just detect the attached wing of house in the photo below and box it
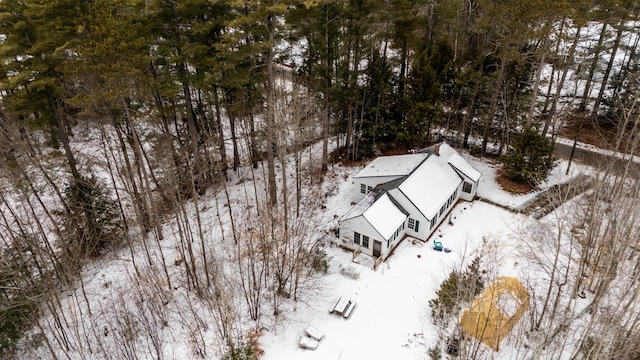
[340,191,408,257]
[350,153,428,203]
[353,153,428,178]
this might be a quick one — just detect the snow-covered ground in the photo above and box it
[11,137,595,360]
[261,204,525,360]
[258,155,590,360]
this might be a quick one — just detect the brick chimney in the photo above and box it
[434,143,440,156]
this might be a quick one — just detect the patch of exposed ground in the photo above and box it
[495,169,534,194]
[558,113,619,150]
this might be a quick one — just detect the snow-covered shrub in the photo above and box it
[339,265,360,280]
[310,249,328,274]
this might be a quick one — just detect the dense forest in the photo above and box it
[2,0,640,359]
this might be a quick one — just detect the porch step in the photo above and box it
[352,252,377,269]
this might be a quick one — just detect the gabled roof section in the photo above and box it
[398,143,463,219]
[340,191,408,240]
[353,153,428,178]
[362,193,407,240]
[448,153,481,182]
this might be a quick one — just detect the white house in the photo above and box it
[338,142,481,263]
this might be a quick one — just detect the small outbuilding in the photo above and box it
[459,277,530,351]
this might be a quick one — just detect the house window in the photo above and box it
[463,182,473,193]
[430,216,437,230]
[354,232,361,245]
[367,185,373,193]
[360,184,366,194]
[408,218,415,230]
[387,239,390,248]
[362,235,369,248]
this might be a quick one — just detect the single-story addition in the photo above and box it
[338,142,481,264]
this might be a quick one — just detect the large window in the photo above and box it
[408,218,415,230]
[430,215,437,230]
[463,182,473,193]
[354,232,361,245]
[362,235,370,248]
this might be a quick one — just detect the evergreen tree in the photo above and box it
[403,49,442,146]
[500,126,556,185]
[359,50,398,157]
[428,256,485,324]
[0,0,91,180]
[60,176,124,260]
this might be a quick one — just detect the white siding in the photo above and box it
[389,184,463,242]
[339,216,386,258]
[387,188,429,239]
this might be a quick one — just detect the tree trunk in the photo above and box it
[591,23,624,119]
[48,93,80,181]
[543,25,581,136]
[526,21,552,126]
[579,23,608,112]
[212,87,228,180]
[265,9,278,205]
[224,91,241,172]
[612,21,640,100]
[321,2,331,172]
[481,58,506,158]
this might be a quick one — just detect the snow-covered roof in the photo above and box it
[448,153,482,182]
[341,191,378,221]
[340,192,407,240]
[363,193,407,240]
[399,145,463,219]
[353,154,427,178]
[348,142,480,224]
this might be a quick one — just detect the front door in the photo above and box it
[373,241,382,257]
